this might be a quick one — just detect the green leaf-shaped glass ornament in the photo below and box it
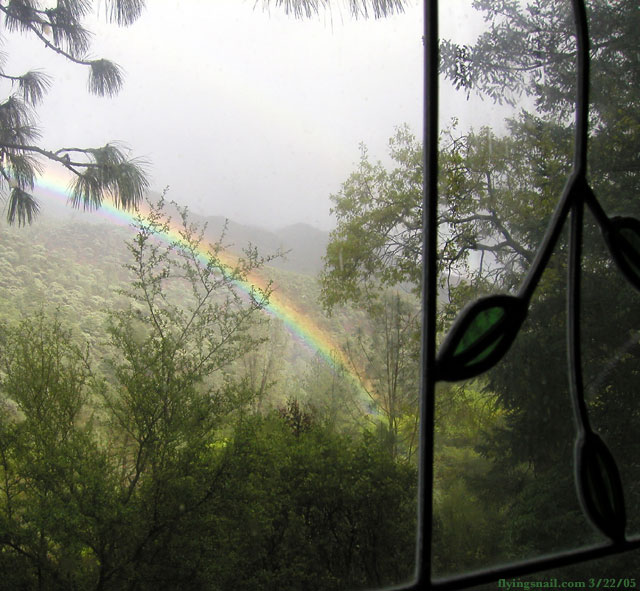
[603,216,640,292]
[576,432,626,542]
[436,295,527,381]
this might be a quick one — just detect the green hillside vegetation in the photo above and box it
[5,141,637,586]
[0,196,546,585]
[0,220,132,346]
[0,198,421,590]
[0,210,364,411]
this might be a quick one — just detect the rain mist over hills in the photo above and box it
[34,189,331,276]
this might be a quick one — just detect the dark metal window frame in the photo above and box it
[407,1,640,589]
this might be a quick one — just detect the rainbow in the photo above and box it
[31,166,376,405]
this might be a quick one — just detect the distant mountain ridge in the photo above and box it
[34,190,331,277]
[199,215,330,276]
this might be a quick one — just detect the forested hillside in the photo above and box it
[0,200,420,590]
[0,211,360,404]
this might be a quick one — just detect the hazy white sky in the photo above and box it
[7,0,507,230]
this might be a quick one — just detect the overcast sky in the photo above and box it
[6,0,508,230]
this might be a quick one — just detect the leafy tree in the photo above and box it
[320,126,423,310]
[236,318,289,410]
[440,0,638,117]
[320,114,573,463]
[101,195,274,505]
[344,292,420,461]
[298,351,364,435]
[210,407,417,591]
[431,383,510,574]
[0,313,114,589]
[323,0,638,313]
[0,198,276,588]
[321,118,575,313]
[439,0,640,215]
[0,0,148,225]
[322,0,640,569]
[93,199,276,588]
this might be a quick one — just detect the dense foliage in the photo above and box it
[0,200,418,590]
[321,0,640,577]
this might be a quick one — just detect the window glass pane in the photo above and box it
[582,0,640,537]
[581,209,640,537]
[433,227,601,577]
[435,0,639,580]
[0,2,422,588]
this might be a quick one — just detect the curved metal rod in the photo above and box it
[572,0,590,173]
[518,0,590,303]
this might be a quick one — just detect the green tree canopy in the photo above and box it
[440,0,639,119]
[320,116,574,313]
[322,0,640,566]
[323,0,639,325]
[440,0,640,214]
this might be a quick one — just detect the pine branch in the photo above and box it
[6,187,40,226]
[0,2,148,226]
[259,0,406,19]
[0,142,149,222]
[0,4,125,97]
[348,0,406,19]
[0,143,83,170]
[69,144,149,210]
[0,4,92,66]
[56,0,93,21]
[0,96,40,145]
[0,71,53,106]
[88,59,124,96]
[1,151,42,189]
[1,0,38,34]
[104,0,146,26]
[46,5,92,58]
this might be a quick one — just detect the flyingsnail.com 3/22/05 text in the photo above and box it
[498,579,637,590]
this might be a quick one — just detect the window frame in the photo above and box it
[412,1,640,588]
